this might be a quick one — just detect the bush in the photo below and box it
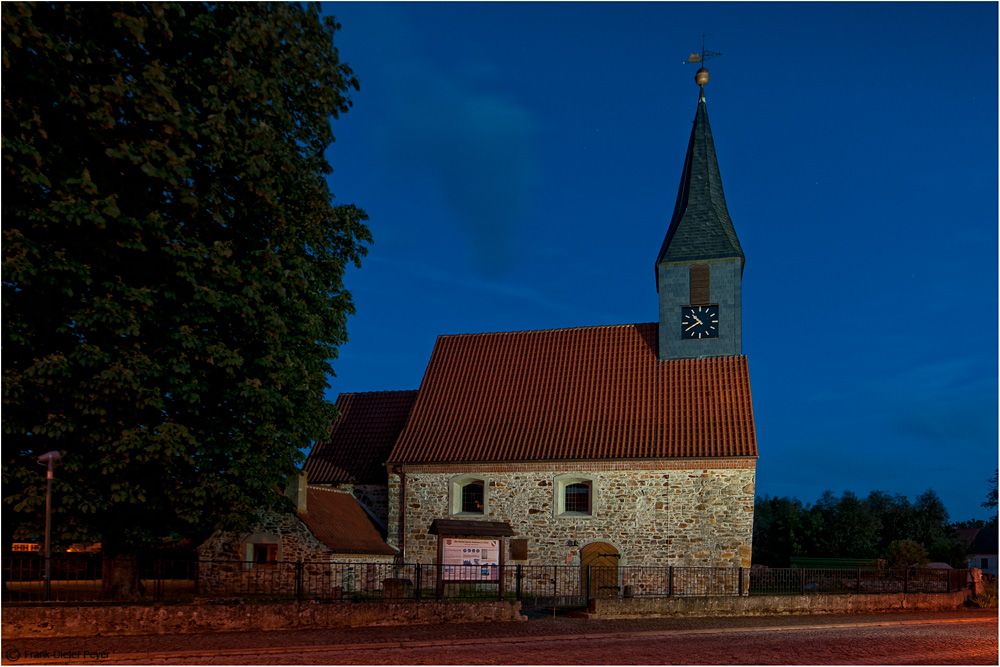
[972,576,997,608]
[882,540,929,569]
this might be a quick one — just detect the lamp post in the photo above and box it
[37,451,61,602]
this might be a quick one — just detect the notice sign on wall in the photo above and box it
[441,538,499,581]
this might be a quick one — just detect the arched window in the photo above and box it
[461,480,485,513]
[449,475,488,516]
[689,264,710,305]
[554,474,595,517]
[565,483,591,513]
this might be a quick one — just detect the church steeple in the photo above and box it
[656,93,744,278]
[656,68,745,361]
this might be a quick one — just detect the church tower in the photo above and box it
[656,66,744,361]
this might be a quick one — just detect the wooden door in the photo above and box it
[581,542,619,598]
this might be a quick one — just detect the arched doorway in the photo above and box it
[581,542,620,598]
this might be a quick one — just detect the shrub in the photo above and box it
[882,540,929,569]
[972,576,997,608]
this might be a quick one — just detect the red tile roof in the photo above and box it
[299,486,397,556]
[305,390,418,484]
[388,323,756,464]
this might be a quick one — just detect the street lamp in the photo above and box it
[37,451,61,602]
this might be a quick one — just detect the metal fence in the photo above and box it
[747,566,967,596]
[1,556,970,606]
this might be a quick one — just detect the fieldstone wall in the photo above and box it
[344,483,390,528]
[586,589,972,619]
[196,509,394,598]
[388,460,755,568]
[3,601,525,639]
[198,508,331,563]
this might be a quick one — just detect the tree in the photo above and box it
[752,488,964,566]
[911,489,950,548]
[983,469,998,514]
[865,490,916,553]
[804,490,881,559]
[2,2,371,568]
[882,539,929,569]
[753,495,814,566]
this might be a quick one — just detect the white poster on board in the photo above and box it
[441,538,499,581]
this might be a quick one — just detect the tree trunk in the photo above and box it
[101,552,144,600]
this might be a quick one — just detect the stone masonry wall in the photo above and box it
[196,509,394,598]
[197,508,332,563]
[388,460,755,568]
[347,483,390,528]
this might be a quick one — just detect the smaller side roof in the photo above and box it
[305,390,418,484]
[299,486,397,556]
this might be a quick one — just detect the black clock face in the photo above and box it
[681,305,719,339]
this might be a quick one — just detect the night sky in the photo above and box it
[316,2,998,523]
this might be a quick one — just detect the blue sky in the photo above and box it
[318,2,998,523]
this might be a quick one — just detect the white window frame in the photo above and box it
[554,474,595,518]
[243,531,281,569]
[449,474,488,517]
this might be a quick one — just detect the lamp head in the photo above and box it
[37,451,62,464]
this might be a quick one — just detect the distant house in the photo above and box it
[966,527,997,576]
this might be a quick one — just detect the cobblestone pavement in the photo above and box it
[2,609,996,665]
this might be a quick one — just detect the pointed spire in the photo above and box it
[655,92,743,286]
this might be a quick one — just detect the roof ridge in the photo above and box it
[337,389,419,397]
[306,485,350,494]
[438,322,657,338]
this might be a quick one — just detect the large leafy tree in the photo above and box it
[2,2,370,556]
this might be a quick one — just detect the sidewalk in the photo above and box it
[2,608,995,664]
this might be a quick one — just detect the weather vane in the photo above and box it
[683,34,722,90]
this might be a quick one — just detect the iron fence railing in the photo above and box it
[1,556,971,606]
[747,566,966,596]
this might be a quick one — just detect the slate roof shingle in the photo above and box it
[387,322,757,464]
[656,96,744,284]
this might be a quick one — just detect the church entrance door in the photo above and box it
[581,542,620,599]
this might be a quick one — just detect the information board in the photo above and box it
[441,538,499,581]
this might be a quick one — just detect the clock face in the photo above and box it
[681,305,719,339]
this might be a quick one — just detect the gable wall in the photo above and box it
[197,508,333,563]
[388,459,755,568]
[348,483,390,528]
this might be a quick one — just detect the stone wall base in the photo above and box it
[585,590,972,618]
[2,601,525,639]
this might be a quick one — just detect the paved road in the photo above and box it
[3,609,996,665]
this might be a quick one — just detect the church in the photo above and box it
[302,66,759,575]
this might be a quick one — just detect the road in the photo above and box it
[3,609,996,665]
